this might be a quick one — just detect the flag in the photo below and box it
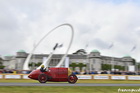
[85,44,88,48]
[53,43,58,50]
[58,44,63,48]
[130,45,136,52]
[84,44,88,50]
[53,43,63,50]
[108,43,113,49]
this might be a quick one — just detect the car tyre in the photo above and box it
[38,73,48,83]
[68,74,78,84]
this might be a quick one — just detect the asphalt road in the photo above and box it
[0,83,140,86]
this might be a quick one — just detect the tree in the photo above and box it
[114,65,125,70]
[0,66,5,69]
[0,61,5,69]
[29,62,35,67]
[137,63,140,70]
[69,63,78,71]
[101,64,125,71]
[29,62,42,67]
[77,63,86,72]
[35,62,42,67]
[101,64,111,70]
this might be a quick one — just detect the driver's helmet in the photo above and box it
[41,65,44,68]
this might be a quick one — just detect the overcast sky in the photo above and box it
[1,0,140,61]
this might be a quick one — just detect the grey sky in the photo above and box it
[1,0,140,61]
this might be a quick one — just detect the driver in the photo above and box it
[40,65,46,72]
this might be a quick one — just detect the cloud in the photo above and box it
[0,0,140,61]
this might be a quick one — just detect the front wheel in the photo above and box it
[68,74,78,84]
[38,73,48,83]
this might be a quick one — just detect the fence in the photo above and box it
[0,74,140,80]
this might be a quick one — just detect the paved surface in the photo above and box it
[0,83,140,86]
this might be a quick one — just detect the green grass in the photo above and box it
[1,79,140,84]
[0,86,140,93]
[0,80,140,93]
[0,79,39,83]
[77,80,140,84]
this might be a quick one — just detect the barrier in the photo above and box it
[22,75,30,79]
[5,75,21,79]
[0,75,2,79]
[0,74,140,80]
[77,75,92,79]
[94,75,109,79]
[111,76,126,80]
[128,76,140,80]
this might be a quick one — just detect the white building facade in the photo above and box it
[2,49,135,71]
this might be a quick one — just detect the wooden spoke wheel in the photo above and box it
[68,74,78,84]
[38,73,48,83]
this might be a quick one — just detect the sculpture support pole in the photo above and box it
[23,23,74,70]
[36,50,55,69]
[56,25,74,67]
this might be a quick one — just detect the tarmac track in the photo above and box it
[0,83,140,86]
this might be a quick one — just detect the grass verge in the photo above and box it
[0,86,139,93]
[0,79,140,84]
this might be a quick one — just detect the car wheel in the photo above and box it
[68,74,78,84]
[38,73,48,83]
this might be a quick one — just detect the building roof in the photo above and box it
[5,54,13,57]
[91,49,99,53]
[17,50,26,52]
[123,54,131,58]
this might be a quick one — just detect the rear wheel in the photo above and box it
[68,74,78,84]
[38,73,48,83]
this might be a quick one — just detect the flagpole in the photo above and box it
[84,44,89,71]
[130,45,137,72]
[84,44,88,51]
[108,43,114,71]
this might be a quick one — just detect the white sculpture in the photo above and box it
[23,23,74,70]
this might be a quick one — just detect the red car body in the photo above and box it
[28,68,78,83]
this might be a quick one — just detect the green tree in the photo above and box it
[101,64,111,70]
[137,63,140,70]
[77,63,86,72]
[102,64,125,71]
[35,62,42,67]
[29,62,35,67]
[69,63,78,71]
[0,61,5,69]
[0,66,5,69]
[29,62,42,67]
[114,65,125,70]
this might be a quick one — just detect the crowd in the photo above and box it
[0,69,32,74]
[72,70,140,75]
[0,69,140,75]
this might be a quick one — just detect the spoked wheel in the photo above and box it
[38,73,48,83]
[68,74,78,84]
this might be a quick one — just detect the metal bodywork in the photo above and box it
[28,68,78,83]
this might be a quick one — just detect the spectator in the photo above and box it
[89,71,95,74]
[83,70,88,75]
[72,71,80,75]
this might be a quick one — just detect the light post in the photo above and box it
[111,57,114,71]
[136,62,139,73]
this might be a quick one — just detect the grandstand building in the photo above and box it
[2,49,135,71]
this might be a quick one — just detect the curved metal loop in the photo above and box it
[23,23,74,70]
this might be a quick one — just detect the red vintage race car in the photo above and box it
[28,68,78,84]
